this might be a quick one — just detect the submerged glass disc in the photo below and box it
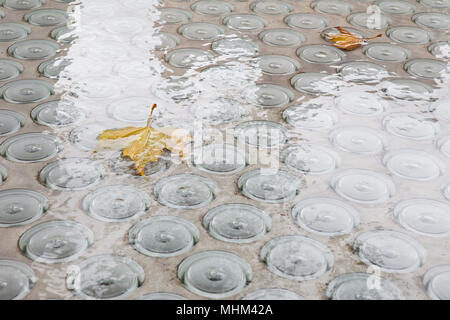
[40,158,105,191]
[178,250,252,298]
[203,203,271,243]
[297,44,345,64]
[0,23,30,41]
[363,43,410,62]
[136,292,187,300]
[178,22,224,41]
[382,149,445,181]
[0,59,23,81]
[66,255,145,300]
[251,0,292,15]
[24,9,68,27]
[281,144,340,175]
[387,26,432,44]
[242,288,304,300]
[347,12,391,29]
[31,100,85,127]
[192,143,246,175]
[1,0,43,10]
[238,169,301,203]
[0,79,53,103]
[329,126,386,155]
[353,230,427,273]
[223,14,267,31]
[284,13,328,29]
[0,109,24,136]
[234,120,289,148]
[334,92,387,116]
[259,28,304,47]
[326,273,404,300]
[0,260,36,300]
[154,173,219,209]
[19,220,94,263]
[292,197,359,236]
[0,188,49,227]
[83,185,151,222]
[129,216,199,257]
[423,265,450,300]
[394,199,450,237]
[260,235,334,280]
[191,0,234,16]
[331,169,395,204]
[0,133,62,163]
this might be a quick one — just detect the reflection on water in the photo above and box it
[49,0,450,179]
[52,0,269,173]
[2,0,450,300]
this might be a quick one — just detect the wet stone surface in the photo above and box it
[0,0,449,301]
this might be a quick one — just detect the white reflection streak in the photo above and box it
[56,0,163,119]
[52,0,271,174]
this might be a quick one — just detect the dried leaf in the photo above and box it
[326,26,382,51]
[97,104,191,176]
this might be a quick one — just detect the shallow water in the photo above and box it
[0,0,450,300]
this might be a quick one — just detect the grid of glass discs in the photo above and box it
[0,0,449,300]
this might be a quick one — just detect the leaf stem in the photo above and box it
[147,104,157,128]
[365,34,383,40]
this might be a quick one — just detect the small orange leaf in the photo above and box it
[97,104,191,176]
[326,26,382,51]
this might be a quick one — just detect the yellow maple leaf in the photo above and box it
[97,104,191,176]
[326,26,382,51]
